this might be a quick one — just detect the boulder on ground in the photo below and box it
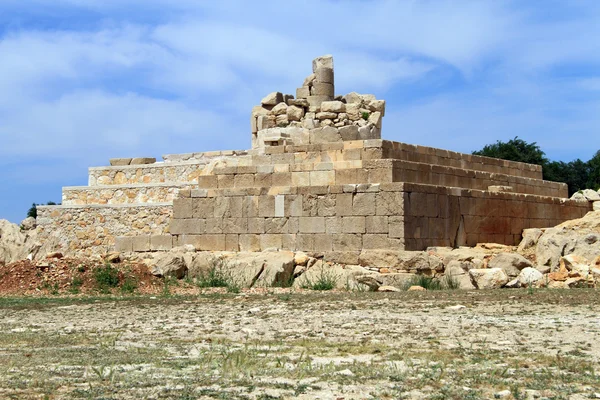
[20,217,36,231]
[150,253,188,279]
[535,211,600,271]
[517,228,543,252]
[488,253,533,278]
[516,267,544,287]
[469,268,509,289]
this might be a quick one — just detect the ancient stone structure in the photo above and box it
[37,55,593,258]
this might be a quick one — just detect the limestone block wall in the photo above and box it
[62,183,193,205]
[400,183,591,250]
[166,184,405,253]
[37,204,172,255]
[123,182,590,257]
[380,141,543,180]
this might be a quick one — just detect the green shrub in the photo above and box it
[121,276,137,294]
[361,111,370,120]
[94,263,120,292]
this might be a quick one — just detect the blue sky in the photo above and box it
[1,0,599,223]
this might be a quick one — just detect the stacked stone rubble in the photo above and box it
[251,55,385,149]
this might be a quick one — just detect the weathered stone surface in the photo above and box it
[343,92,362,104]
[316,111,338,120]
[469,268,509,289]
[338,125,359,141]
[560,254,590,278]
[109,158,132,166]
[261,92,284,106]
[20,217,36,231]
[310,126,342,144]
[312,55,334,72]
[311,83,334,97]
[535,212,600,270]
[315,67,334,84]
[321,101,345,113]
[296,87,310,99]
[516,267,544,287]
[130,157,156,165]
[581,189,600,201]
[0,219,38,263]
[517,228,543,252]
[271,102,288,116]
[444,260,476,289]
[150,253,188,279]
[303,74,316,87]
[488,253,533,278]
[287,105,304,121]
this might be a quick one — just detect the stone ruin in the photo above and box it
[251,55,384,149]
[36,55,593,263]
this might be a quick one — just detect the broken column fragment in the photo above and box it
[250,55,385,149]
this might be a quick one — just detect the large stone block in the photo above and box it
[261,92,283,106]
[296,87,310,99]
[299,217,325,233]
[132,236,150,252]
[321,101,345,113]
[151,235,173,251]
[261,234,282,250]
[239,234,261,252]
[342,216,366,233]
[338,125,359,141]
[131,157,156,165]
[353,193,376,215]
[332,234,362,251]
[170,219,205,235]
[173,198,193,219]
[366,216,389,233]
[310,170,335,186]
[110,158,132,166]
[114,236,133,252]
[310,126,342,144]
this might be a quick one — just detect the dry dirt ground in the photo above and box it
[0,290,599,400]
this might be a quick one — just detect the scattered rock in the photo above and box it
[105,252,121,264]
[488,253,533,278]
[109,158,132,166]
[294,251,309,266]
[20,217,36,231]
[377,285,401,292]
[517,228,543,252]
[516,267,544,287]
[408,285,426,292]
[469,268,509,289]
[150,254,188,279]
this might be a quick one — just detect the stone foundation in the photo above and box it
[37,204,172,255]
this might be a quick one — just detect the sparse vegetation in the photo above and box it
[361,111,370,120]
[403,275,460,291]
[195,257,240,293]
[94,263,120,293]
[0,290,598,399]
[301,266,338,291]
[26,201,58,219]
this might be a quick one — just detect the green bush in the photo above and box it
[94,263,120,292]
[121,276,137,294]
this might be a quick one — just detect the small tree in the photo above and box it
[472,136,548,165]
[26,201,58,219]
[27,203,37,219]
